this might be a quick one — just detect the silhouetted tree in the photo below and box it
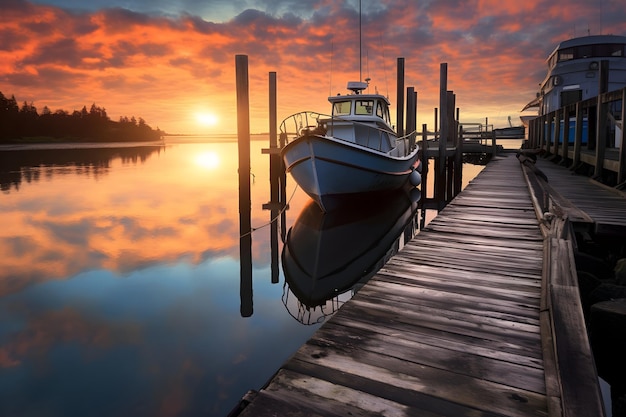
[0,90,163,142]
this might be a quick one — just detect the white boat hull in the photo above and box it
[282,134,420,211]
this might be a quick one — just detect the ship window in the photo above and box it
[577,45,592,58]
[376,102,384,118]
[557,44,626,63]
[333,101,351,116]
[375,101,391,124]
[602,43,625,57]
[355,100,374,115]
[558,48,574,62]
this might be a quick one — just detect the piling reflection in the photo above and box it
[281,187,421,324]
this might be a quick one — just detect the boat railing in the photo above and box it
[280,111,417,156]
[279,111,328,142]
[459,122,495,146]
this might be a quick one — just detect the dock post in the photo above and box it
[236,54,253,318]
[561,105,570,164]
[594,60,609,179]
[543,114,549,152]
[534,117,539,148]
[437,63,448,210]
[553,109,561,157]
[268,71,280,285]
[269,72,279,203]
[446,91,455,203]
[454,107,463,197]
[406,86,416,149]
[397,58,405,137]
[619,88,626,185]
[572,102,583,169]
[539,116,545,149]
[420,123,428,229]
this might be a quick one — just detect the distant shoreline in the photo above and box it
[0,133,276,150]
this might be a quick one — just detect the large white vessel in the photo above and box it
[523,34,626,116]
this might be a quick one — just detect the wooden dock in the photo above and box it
[534,158,626,236]
[232,154,611,417]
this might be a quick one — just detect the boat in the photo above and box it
[494,116,525,138]
[281,185,420,324]
[279,81,421,212]
[522,34,626,143]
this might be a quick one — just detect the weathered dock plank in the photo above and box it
[235,154,551,417]
[534,158,626,233]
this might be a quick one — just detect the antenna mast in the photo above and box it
[359,0,362,82]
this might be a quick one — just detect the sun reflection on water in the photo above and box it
[194,151,220,170]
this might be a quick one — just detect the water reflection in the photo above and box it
[0,145,165,192]
[0,137,423,416]
[281,187,421,324]
[0,139,323,417]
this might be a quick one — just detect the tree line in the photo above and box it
[0,91,164,142]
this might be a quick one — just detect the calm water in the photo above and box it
[0,135,424,417]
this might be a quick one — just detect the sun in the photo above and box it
[195,112,219,127]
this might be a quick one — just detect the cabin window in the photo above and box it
[602,43,625,57]
[376,102,384,118]
[556,43,626,64]
[355,100,374,115]
[375,101,391,124]
[333,101,351,116]
[558,48,574,62]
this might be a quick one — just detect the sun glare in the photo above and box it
[195,152,220,170]
[196,112,219,127]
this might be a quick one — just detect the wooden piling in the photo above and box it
[437,63,448,209]
[269,71,280,284]
[236,54,251,224]
[594,60,609,179]
[396,58,405,137]
[445,90,455,203]
[561,105,570,163]
[405,86,416,149]
[617,88,626,184]
[236,54,253,317]
[553,108,561,157]
[572,102,583,167]
[454,105,463,198]
[420,123,428,229]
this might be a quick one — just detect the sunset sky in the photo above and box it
[1,0,625,134]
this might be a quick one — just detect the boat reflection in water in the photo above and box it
[281,186,421,324]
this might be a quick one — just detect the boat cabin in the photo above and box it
[323,81,398,152]
[534,35,626,115]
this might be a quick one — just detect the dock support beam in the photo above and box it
[236,54,253,318]
[437,63,448,210]
[594,60,609,179]
[396,58,405,138]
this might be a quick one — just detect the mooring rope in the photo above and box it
[239,181,300,239]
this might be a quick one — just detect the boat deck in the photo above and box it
[235,155,552,416]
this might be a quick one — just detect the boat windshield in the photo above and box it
[333,101,352,116]
[376,101,391,125]
[550,43,626,67]
[355,100,374,115]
